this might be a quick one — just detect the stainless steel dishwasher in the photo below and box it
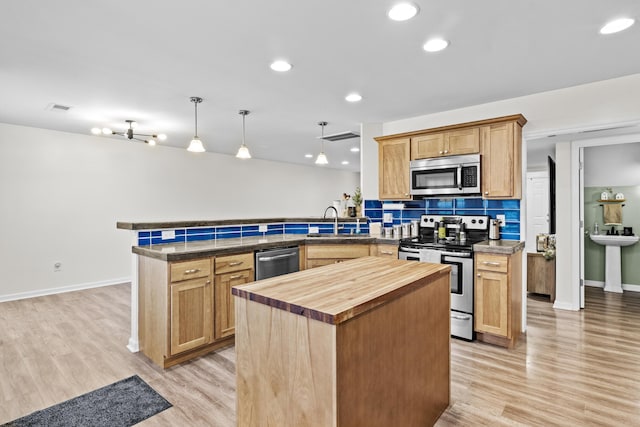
[255,246,299,280]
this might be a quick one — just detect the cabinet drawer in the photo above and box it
[170,258,211,282]
[375,244,398,258]
[215,252,254,275]
[306,244,370,259]
[475,253,508,273]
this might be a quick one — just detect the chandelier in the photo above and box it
[92,120,166,145]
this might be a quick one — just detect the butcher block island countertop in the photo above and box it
[232,256,451,427]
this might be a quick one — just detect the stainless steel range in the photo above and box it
[399,214,489,341]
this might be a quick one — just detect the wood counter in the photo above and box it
[232,256,451,427]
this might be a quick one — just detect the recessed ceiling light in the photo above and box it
[345,93,362,102]
[304,154,313,158]
[600,18,635,34]
[270,60,292,72]
[423,38,449,52]
[91,127,101,135]
[350,147,360,153]
[341,161,349,165]
[388,3,419,21]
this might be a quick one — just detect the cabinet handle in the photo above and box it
[444,150,448,154]
[206,280,211,284]
[228,261,243,266]
[229,274,243,280]
[477,274,481,277]
[483,261,501,266]
[381,251,393,255]
[439,150,444,154]
[184,269,200,274]
[484,191,489,195]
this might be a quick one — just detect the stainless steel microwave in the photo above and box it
[410,154,481,197]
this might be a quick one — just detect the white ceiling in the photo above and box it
[1,1,639,172]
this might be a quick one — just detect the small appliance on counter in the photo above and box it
[489,219,501,240]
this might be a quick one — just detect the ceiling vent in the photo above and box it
[46,103,72,112]
[318,131,360,142]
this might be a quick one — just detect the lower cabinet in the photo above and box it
[138,252,254,368]
[214,253,254,340]
[474,250,522,348]
[170,276,213,356]
[305,244,371,269]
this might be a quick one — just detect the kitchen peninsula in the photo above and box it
[233,256,451,427]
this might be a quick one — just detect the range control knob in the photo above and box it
[478,219,484,224]
[471,219,476,224]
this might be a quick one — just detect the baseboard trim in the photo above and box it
[0,277,131,303]
[585,280,640,293]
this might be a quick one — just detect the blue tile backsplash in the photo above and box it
[135,197,520,246]
[364,197,521,240]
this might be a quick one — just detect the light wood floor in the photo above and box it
[2,285,640,426]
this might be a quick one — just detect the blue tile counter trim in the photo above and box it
[364,197,521,240]
[136,220,371,245]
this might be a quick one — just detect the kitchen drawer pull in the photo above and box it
[184,269,200,274]
[228,261,244,266]
[381,251,394,255]
[229,274,243,280]
[482,261,501,266]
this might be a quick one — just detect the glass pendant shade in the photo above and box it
[236,110,251,159]
[188,97,205,152]
[315,152,328,165]
[187,136,205,152]
[236,144,251,159]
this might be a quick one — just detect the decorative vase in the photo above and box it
[356,206,362,217]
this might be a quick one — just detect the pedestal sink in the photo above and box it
[589,234,640,293]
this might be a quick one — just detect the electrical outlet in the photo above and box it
[54,262,62,272]
[497,214,506,225]
[309,226,319,234]
[161,230,175,240]
[258,224,268,232]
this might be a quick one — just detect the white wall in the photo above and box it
[362,73,640,311]
[360,122,383,201]
[0,123,359,299]
[584,142,640,187]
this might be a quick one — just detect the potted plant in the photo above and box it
[352,186,363,217]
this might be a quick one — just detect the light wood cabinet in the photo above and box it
[214,252,254,339]
[474,250,522,348]
[480,121,523,199]
[377,137,410,200]
[410,127,479,160]
[527,252,555,302]
[170,276,213,356]
[372,243,398,259]
[305,244,371,269]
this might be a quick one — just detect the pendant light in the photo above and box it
[187,97,205,152]
[315,121,329,165]
[236,110,252,159]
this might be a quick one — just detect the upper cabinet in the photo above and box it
[377,137,411,200]
[376,114,526,200]
[410,127,479,160]
[480,121,523,199]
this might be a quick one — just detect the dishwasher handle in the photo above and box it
[257,252,296,262]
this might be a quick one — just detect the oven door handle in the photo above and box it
[457,165,462,190]
[399,247,420,254]
[451,313,472,321]
[440,250,471,258]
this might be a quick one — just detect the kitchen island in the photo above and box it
[233,256,451,427]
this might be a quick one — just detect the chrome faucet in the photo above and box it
[323,206,339,235]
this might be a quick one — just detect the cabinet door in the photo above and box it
[170,277,213,355]
[481,123,521,199]
[475,270,509,337]
[214,269,253,339]
[378,138,411,200]
[410,133,445,159]
[446,127,480,155]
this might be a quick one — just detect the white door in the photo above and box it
[525,172,550,253]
